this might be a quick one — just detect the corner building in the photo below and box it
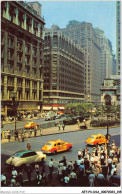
[43,26,85,111]
[61,21,102,104]
[1,1,45,117]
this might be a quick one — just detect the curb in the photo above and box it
[1,124,120,144]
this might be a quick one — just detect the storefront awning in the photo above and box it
[59,107,65,109]
[43,107,52,110]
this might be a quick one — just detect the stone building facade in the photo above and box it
[1,1,45,118]
[101,75,120,106]
[43,26,85,111]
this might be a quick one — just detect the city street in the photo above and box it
[2,117,64,131]
[1,127,120,186]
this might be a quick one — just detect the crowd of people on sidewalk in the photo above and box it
[1,127,43,142]
[1,139,120,187]
[55,140,120,186]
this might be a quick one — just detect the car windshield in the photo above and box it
[46,143,52,146]
[13,153,21,158]
[89,136,95,139]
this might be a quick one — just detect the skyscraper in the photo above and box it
[116,1,120,75]
[61,21,102,104]
[95,28,116,81]
[42,26,85,111]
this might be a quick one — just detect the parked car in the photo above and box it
[41,139,72,154]
[24,122,39,129]
[6,150,46,167]
[85,134,107,145]
[63,117,74,125]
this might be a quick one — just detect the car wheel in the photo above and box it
[53,150,57,155]
[68,147,72,151]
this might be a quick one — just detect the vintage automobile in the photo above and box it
[85,134,107,145]
[24,122,39,129]
[41,139,72,154]
[6,150,46,167]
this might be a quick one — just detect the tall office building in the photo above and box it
[116,1,120,75]
[43,25,85,111]
[1,1,45,118]
[61,21,102,104]
[95,28,116,82]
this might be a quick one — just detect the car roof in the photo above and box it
[46,139,64,144]
[90,134,104,137]
[13,150,36,156]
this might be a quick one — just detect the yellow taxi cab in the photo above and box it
[41,139,72,154]
[85,134,106,145]
[24,122,39,129]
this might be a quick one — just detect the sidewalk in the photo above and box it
[1,120,91,144]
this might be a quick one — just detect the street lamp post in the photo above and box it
[10,91,19,130]
[104,95,111,157]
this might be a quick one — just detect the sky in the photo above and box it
[38,1,116,54]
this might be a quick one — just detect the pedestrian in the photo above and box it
[1,173,7,186]
[107,156,112,175]
[2,130,5,139]
[67,160,73,172]
[77,158,81,167]
[48,158,54,176]
[95,161,101,175]
[10,178,16,186]
[77,119,80,129]
[79,162,85,175]
[57,163,63,180]
[116,148,120,163]
[58,122,61,131]
[111,162,117,176]
[97,172,105,186]
[73,161,78,172]
[100,153,105,166]
[18,132,21,142]
[27,142,31,150]
[102,164,108,180]
[7,130,11,142]
[26,163,33,185]
[90,153,95,168]
[63,173,69,186]
[40,127,42,136]
[14,130,18,141]
[24,130,27,139]
[88,172,95,186]
[84,157,90,173]
[62,123,65,131]
[22,133,24,142]
[35,163,40,175]
[12,167,18,179]
[59,155,67,166]
[78,149,81,159]
[62,164,67,179]
[34,126,37,137]
[35,171,42,185]
[16,171,23,186]
[69,170,77,186]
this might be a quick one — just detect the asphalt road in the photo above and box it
[1,127,120,186]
